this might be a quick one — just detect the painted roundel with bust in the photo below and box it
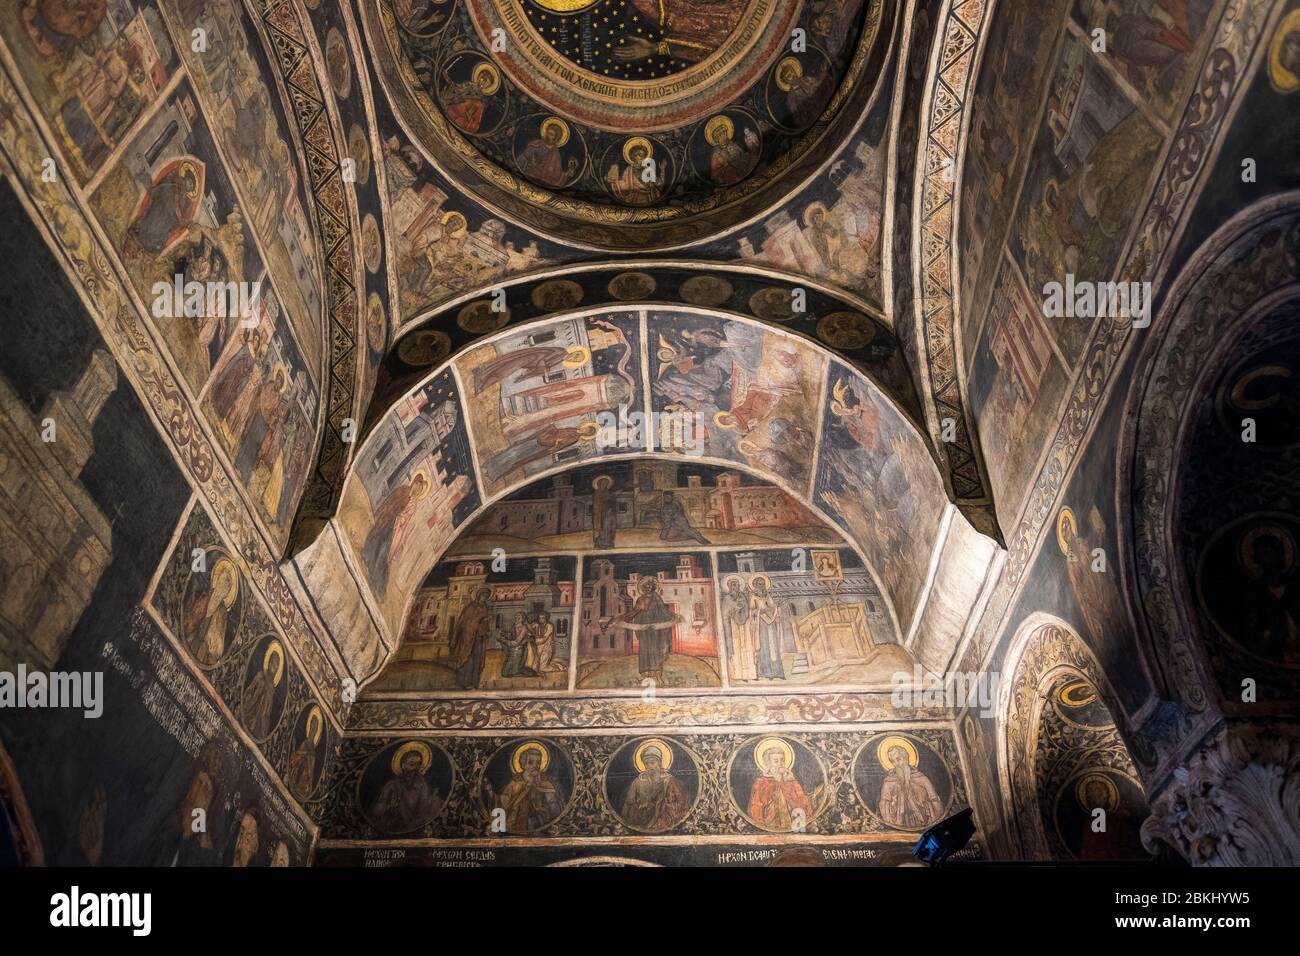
[366,0,891,249]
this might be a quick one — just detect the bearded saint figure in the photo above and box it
[495,746,562,832]
[620,744,689,831]
[614,577,680,681]
[878,743,945,830]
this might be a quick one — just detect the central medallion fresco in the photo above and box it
[519,0,758,82]
[369,0,889,248]
[467,0,795,132]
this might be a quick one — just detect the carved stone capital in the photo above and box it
[1141,723,1300,866]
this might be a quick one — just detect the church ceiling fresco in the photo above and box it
[370,264,910,443]
[314,726,971,846]
[327,308,995,670]
[1,0,1295,880]
[958,0,1222,533]
[996,623,1152,862]
[0,178,317,866]
[1127,195,1300,722]
[364,0,894,249]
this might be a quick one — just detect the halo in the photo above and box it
[563,345,591,369]
[528,0,601,12]
[577,421,602,441]
[877,736,919,770]
[633,738,674,772]
[263,640,285,685]
[754,736,795,771]
[1075,772,1119,812]
[591,474,614,491]
[748,573,771,592]
[1056,507,1078,558]
[179,160,200,198]
[1057,679,1098,709]
[272,363,290,394]
[440,211,468,238]
[410,469,432,500]
[391,740,432,775]
[1269,11,1300,93]
[623,136,653,165]
[472,61,501,95]
[511,740,550,773]
[705,115,735,144]
[803,201,830,227]
[541,117,571,147]
[1239,523,1296,578]
[713,410,740,430]
[305,706,323,745]
[723,575,745,592]
[774,56,804,92]
[212,557,238,607]
[1229,364,1290,411]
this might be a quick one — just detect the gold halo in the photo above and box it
[633,739,674,772]
[754,736,795,771]
[775,56,804,92]
[440,210,468,238]
[713,410,740,430]
[1056,507,1078,558]
[263,640,285,685]
[705,115,734,144]
[737,439,760,457]
[877,736,919,770]
[528,0,601,12]
[1075,772,1119,812]
[1240,523,1296,578]
[541,117,571,147]
[272,363,290,394]
[511,740,550,773]
[212,558,238,607]
[472,61,500,95]
[179,161,200,198]
[748,573,771,592]
[1058,679,1098,709]
[723,575,745,592]
[591,474,614,491]
[305,705,323,745]
[563,345,591,369]
[803,201,830,227]
[391,740,432,775]
[577,421,601,441]
[623,136,653,165]
[1269,10,1300,93]
[410,469,432,500]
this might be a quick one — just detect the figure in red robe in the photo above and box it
[748,742,815,831]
